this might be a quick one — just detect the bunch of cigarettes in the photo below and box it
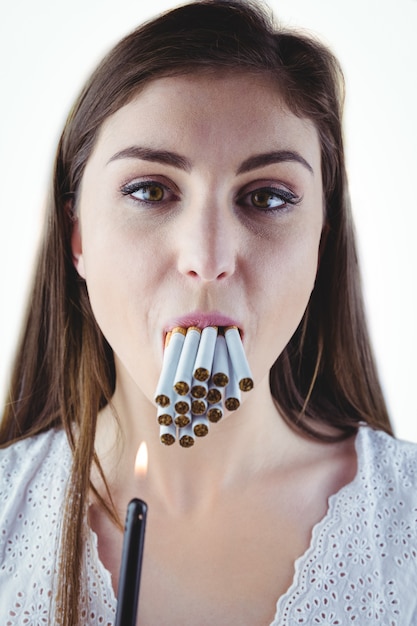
[154,326,253,447]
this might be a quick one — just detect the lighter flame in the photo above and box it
[135,441,148,478]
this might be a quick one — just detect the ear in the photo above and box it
[71,216,86,279]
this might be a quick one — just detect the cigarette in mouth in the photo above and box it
[173,326,201,395]
[191,398,208,416]
[193,325,218,382]
[206,384,222,405]
[191,379,208,399]
[160,422,176,446]
[211,334,229,387]
[174,394,191,415]
[157,404,174,426]
[179,423,195,448]
[192,414,209,437]
[224,326,254,391]
[224,367,241,411]
[154,327,186,406]
[154,323,253,447]
[207,403,223,423]
[174,411,192,427]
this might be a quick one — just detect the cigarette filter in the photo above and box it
[193,325,218,381]
[179,423,195,448]
[224,326,254,391]
[154,327,186,406]
[160,423,176,446]
[192,414,209,437]
[211,335,229,387]
[173,327,201,395]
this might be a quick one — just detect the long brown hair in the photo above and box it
[1,0,392,622]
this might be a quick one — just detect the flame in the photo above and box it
[135,441,148,478]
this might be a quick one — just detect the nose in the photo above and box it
[176,195,236,282]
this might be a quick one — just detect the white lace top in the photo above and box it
[1,425,417,625]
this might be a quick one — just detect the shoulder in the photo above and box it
[0,428,72,522]
[0,428,71,486]
[0,429,72,620]
[357,425,417,493]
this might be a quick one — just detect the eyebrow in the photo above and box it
[107,146,192,171]
[237,150,314,175]
[107,145,314,176]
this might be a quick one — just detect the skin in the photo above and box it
[72,72,357,625]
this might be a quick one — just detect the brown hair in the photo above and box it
[0,0,392,622]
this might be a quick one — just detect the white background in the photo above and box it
[0,0,416,440]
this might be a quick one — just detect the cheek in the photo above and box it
[249,225,321,366]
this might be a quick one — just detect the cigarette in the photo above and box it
[154,324,254,447]
[192,414,209,437]
[179,423,195,448]
[191,398,207,415]
[224,368,241,411]
[157,404,174,426]
[154,327,186,406]
[190,379,208,399]
[207,403,223,423]
[174,395,190,415]
[224,326,253,391]
[160,423,176,446]
[174,412,192,427]
[206,384,222,405]
[173,326,201,395]
[211,335,229,387]
[193,326,218,381]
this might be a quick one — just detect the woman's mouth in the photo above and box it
[165,311,242,333]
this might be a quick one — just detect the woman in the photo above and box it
[1,1,416,624]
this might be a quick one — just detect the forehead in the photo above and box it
[91,72,321,170]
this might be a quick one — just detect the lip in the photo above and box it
[165,311,242,333]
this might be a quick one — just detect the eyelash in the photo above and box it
[120,180,300,212]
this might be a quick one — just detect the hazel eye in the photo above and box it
[132,183,164,202]
[120,180,176,204]
[238,185,300,212]
[251,189,285,210]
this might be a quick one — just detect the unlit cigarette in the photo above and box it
[174,412,192,427]
[157,404,173,426]
[191,398,207,415]
[224,326,253,391]
[174,395,190,415]
[193,326,218,381]
[212,335,229,387]
[224,369,241,411]
[173,327,201,395]
[179,423,195,448]
[207,403,223,423]
[193,414,209,437]
[154,327,186,406]
[206,384,222,405]
[160,423,176,446]
[154,323,254,447]
[191,379,208,399]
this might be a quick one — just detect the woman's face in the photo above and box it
[73,72,324,406]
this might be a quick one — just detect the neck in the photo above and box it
[93,373,306,517]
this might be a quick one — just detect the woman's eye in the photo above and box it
[121,181,173,203]
[240,186,299,212]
